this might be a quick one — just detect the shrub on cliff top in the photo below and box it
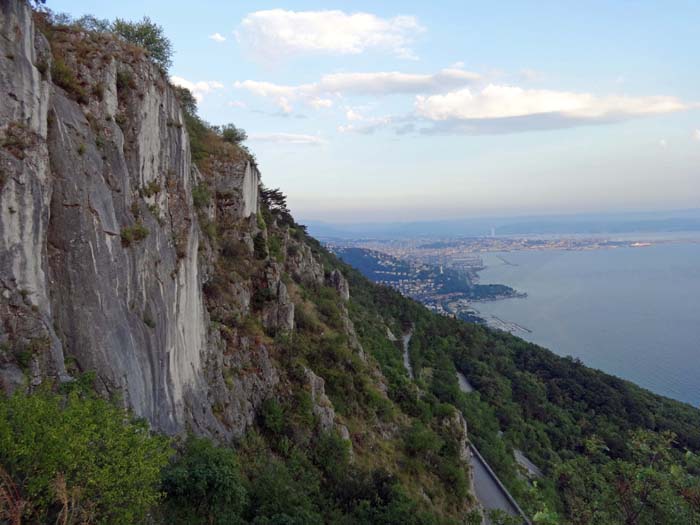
[112,17,173,72]
[220,124,248,145]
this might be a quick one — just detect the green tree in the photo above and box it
[0,389,170,524]
[248,460,323,525]
[161,436,247,524]
[556,431,700,525]
[220,123,248,145]
[112,17,173,71]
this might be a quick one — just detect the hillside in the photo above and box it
[0,2,699,524]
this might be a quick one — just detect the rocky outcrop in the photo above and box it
[304,366,350,441]
[260,263,294,333]
[0,1,272,436]
[329,269,350,301]
[285,239,324,286]
[203,327,280,439]
[208,158,259,221]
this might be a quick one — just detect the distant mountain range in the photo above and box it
[305,209,700,239]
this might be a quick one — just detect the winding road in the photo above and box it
[399,331,530,524]
[457,372,531,525]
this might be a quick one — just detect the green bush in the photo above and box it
[220,124,247,145]
[51,59,87,104]
[120,222,149,246]
[142,180,161,198]
[192,183,211,209]
[268,235,283,262]
[260,398,285,436]
[314,431,350,482]
[247,460,323,525]
[161,436,247,524]
[253,233,268,260]
[0,389,170,524]
[404,421,443,457]
[112,17,173,71]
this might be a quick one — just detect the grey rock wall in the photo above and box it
[0,0,358,445]
[0,0,222,434]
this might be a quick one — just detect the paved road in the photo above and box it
[457,371,531,524]
[469,445,531,524]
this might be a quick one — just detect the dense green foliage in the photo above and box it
[111,17,173,71]
[219,123,248,145]
[36,10,173,72]
[0,387,170,524]
[161,436,247,524]
[316,235,700,523]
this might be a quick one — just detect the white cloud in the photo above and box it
[227,100,247,109]
[693,129,700,141]
[234,68,479,112]
[318,69,480,95]
[338,107,393,134]
[237,9,424,61]
[170,76,224,102]
[415,84,688,130]
[309,98,334,109]
[209,32,226,43]
[248,132,327,145]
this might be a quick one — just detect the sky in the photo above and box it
[55,1,700,223]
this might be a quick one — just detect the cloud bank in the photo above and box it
[414,85,689,134]
[416,85,687,121]
[237,9,424,61]
[234,68,480,113]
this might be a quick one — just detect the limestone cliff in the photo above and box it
[0,0,353,440]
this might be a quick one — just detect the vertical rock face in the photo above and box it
[0,0,363,444]
[45,70,206,433]
[260,263,295,333]
[0,0,68,392]
[0,0,212,433]
[208,158,259,220]
[329,269,350,302]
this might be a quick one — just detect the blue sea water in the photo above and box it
[474,241,700,407]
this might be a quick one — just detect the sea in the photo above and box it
[473,236,700,407]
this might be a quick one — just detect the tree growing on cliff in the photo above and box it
[112,17,173,71]
[260,187,294,227]
[220,124,248,145]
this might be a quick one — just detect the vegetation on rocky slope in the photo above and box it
[2,6,699,525]
[322,241,700,523]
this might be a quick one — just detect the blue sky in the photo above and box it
[56,1,700,222]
